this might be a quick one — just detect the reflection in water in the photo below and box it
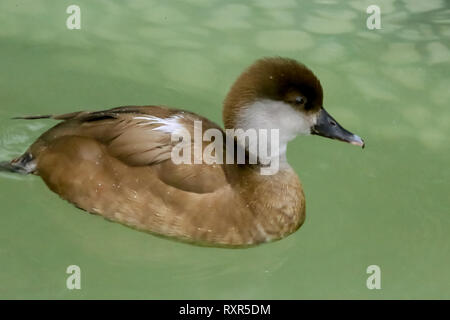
[0,120,47,161]
[0,0,449,299]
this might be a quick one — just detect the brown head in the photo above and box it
[223,57,364,148]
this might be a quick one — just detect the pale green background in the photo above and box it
[0,0,449,299]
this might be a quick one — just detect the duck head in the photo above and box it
[223,57,365,150]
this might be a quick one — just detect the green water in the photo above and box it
[0,0,449,299]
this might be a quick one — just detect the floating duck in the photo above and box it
[0,57,364,247]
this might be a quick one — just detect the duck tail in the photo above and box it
[12,115,53,120]
[0,153,36,174]
[12,111,85,121]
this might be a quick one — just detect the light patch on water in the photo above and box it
[348,0,396,14]
[262,9,295,27]
[400,106,431,128]
[306,41,346,64]
[162,39,204,50]
[204,4,252,30]
[403,0,444,13]
[214,45,247,62]
[250,0,297,9]
[356,31,384,41]
[160,52,217,90]
[439,25,450,38]
[398,105,450,149]
[375,122,413,141]
[381,66,426,90]
[316,8,358,20]
[396,28,427,41]
[347,74,396,101]
[184,26,211,37]
[183,0,219,6]
[137,27,179,41]
[303,14,355,34]
[381,43,421,65]
[338,61,373,76]
[426,42,450,65]
[328,108,361,126]
[382,12,409,32]
[418,129,448,150]
[417,24,437,40]
[255,30,314,52]
[430,79,450,107]
[144,4,189,24]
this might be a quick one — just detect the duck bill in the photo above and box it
[311,108,365,148]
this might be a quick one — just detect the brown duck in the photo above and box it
[1,57,364,247]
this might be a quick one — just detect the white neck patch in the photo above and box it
[235,99,317,162]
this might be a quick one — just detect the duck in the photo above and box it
[0,57,364,247]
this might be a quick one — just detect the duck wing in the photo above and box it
[25,105,229,193]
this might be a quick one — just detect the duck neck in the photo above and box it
[230,99,312,173]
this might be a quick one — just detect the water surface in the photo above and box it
[0,0,449,299]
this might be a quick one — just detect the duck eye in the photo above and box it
[295,96,305,105]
